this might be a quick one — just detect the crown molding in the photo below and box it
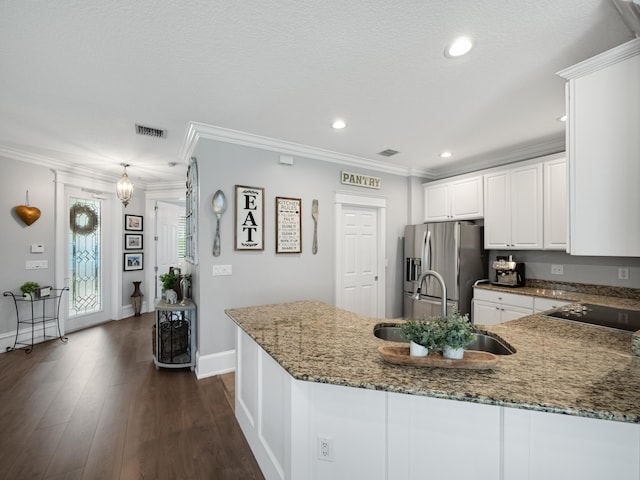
[411,135,566,180]
[557,37,640,79]
[179,121,412,177]
[0,143,185,191]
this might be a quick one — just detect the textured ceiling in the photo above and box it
[0,1,634,186]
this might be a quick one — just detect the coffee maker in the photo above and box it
[491,255,525,287]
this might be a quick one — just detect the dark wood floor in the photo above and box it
[0,312,264,480]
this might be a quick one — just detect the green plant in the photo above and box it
[159,270,180,291]
[438,309,476,350]
[20,281,40,295]
[400,319,442,350]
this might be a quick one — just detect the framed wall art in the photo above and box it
[276,196,301,254]
[123,252,144,271]
[125,214,143,231]
[124,233,143,250]
[235,185,264,251]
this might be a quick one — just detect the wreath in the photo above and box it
[70,204,99,235]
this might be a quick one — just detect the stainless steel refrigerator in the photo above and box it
[403,222,486,320]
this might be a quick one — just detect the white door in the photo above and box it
[339,205,379,317]
[155,201,182,296]
[65,186,112,331]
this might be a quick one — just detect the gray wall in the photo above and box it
[489,250,640,288]
[120,193,146,303]
[193,140,411,357]
[0,157,56,336]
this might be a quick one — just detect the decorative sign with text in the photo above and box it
[235,185,264,251]
[341,171,382,189]
[276,197,302,254]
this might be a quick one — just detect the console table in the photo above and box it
[153,298,197,370]
[3,287,68,353]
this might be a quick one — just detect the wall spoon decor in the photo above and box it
[15,190,41,226]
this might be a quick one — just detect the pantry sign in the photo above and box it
[340,171,382,190]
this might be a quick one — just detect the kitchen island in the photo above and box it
[226,300,640,480]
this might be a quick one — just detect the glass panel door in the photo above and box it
[69,197,102,317]
[65,187,111,330]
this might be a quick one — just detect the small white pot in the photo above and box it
[443,345,465,360]
[410,341,429,357]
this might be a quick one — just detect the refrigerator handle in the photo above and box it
[426,230,432,271]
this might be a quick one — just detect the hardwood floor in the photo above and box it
[0,312,263,480]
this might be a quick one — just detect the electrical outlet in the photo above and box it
[618,267,629,280]
[318,437,333,462]
[551,264,563,275]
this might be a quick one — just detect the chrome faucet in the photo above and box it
[413,269,448,317]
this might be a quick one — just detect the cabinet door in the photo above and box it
[510,163,543,249]
[544,158,567,250]
[484,171,511,248]
[563,43,640,256]
[451,176,483,219]
[424,183,450,221]
[472,300,502,325]
[501,305,533,322]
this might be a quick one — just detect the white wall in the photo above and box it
[0,157,56,337]
[193,140,411,359]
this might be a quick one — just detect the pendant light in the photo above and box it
[116,163,134,207]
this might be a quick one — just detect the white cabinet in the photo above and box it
[484,162,543,249]
[543,157,567,250]
[503,408,640,480]
[472,288,533,325]
[533,296,571,313]
[558,38,640,257]
[423,175,483,222]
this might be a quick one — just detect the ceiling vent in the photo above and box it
[135,124,166,139]
[377,149,400,157]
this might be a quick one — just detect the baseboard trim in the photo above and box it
[0,324,64,353]
[196,348,236,379]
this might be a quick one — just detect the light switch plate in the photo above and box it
[212,265,232,276]
[30,243,45,253]
[26,260,48,270]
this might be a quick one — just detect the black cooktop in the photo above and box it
[545,303,640,332]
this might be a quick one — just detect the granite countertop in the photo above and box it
[474,280,640,309]
[226,300,640,424]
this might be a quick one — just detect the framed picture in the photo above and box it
[124,233,143,250]
[123,252,144,271]
[235,185,264,251]
[125,214,143,231]
[276,196,302,254]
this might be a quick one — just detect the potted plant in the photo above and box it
[159,269,180,298]
[400,319,442,357]
[20,281,40,300]
[438,309,476,359]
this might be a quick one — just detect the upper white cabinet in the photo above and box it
[484,162,543,249]
[558,38,640,256]
[543,156,567,250]
[423,174,483,222]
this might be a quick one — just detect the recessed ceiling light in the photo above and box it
[558,115,567,122]
[332,119,347,129]
[440,151,453,159]
[444,36,474,58]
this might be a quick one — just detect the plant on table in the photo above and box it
[437,308,476,359]
[159,269,180,292]
[400,319,442,357]
[20,281,40,299]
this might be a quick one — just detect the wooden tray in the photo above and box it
[378,345,499,370]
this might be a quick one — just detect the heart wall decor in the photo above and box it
[15,205,41,226]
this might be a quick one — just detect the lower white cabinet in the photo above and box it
[472,288,533,325]
[504,408,639,480]
[533,296,571,313]
[236,326,640,480]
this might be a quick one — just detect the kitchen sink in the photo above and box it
[373,324,516,355]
